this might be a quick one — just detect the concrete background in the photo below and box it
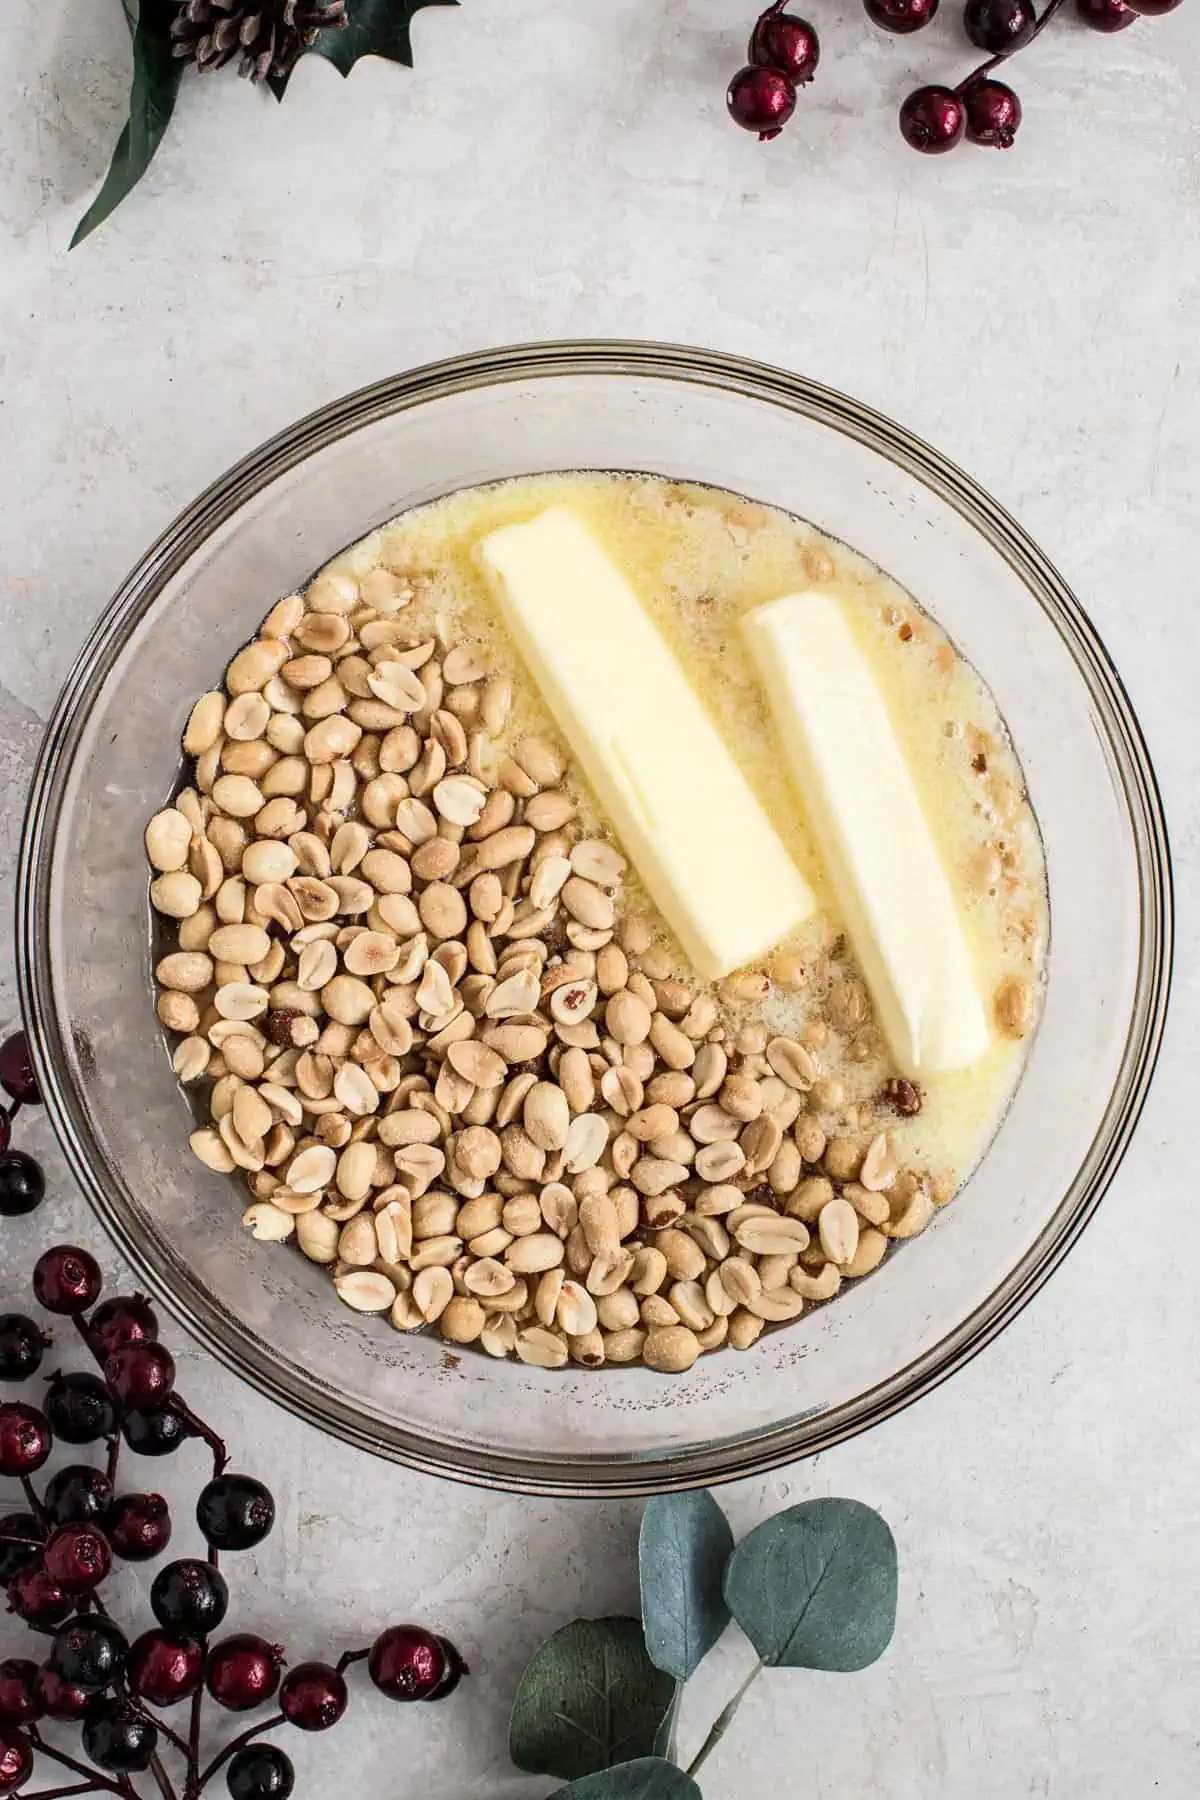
[1,0,1197,1793]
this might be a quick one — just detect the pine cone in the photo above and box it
[170,0,348,83]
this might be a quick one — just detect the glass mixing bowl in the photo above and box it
[16,342,1172,1495]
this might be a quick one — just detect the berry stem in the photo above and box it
[193,1716,284,1792]
[955,0,1067,86]
[0,1527,44,1547]
[105,1433,121,1488]
[335,1648,369,1675]
[18,1785,110,1799]
[27,1733,127,1799]
[121,1690,193,1760]
[21,1472,48,1529]
[144,1751,178,1800]
[166,1398,228,1478]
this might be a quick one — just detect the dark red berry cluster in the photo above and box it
[730,0,1182,154]
[0,1034,44,1224]
[0,1190,465,1798]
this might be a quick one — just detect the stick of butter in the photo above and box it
[742,591,989,1077]
[478,507,814,981]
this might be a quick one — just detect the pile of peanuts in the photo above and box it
[147,559,940,1375]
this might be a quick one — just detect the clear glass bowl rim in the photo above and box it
[15,340,1174,1495]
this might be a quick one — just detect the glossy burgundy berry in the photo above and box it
[427,1637,467,1701]
[0,1316,48,1384]
[748,8,820,82]
[43,1524,112,1593]
[44,1465,113,1528]
[963,78,1022,145]
[151,1558,228,1636]
[864,0,938,29]
[726,65,797,139]
[228,1744,295,1800]
[108,1493,172,1562]
[0,1401,52,1476]
[197,1474,275,1552]
[32,1246,102,1316]
[7,1565,72,1628]
[105,1341,175,1411]
[0,1726,32,1797]
[0,1117,7,1158]
[0,1516,41,1588]
[35,1663,93,1721]
[206,1634,285,1712]
[964,0,1036,50]
[49,1616,128,1693]
[368,1625,446,1702]
[0,1034,38,1107]
[122,1405,188,1458]
[128,1630,204,1707]
[0,1154,45,1219]
[0,1661,41,1728]
[83,1702,158,1774]
[280,1662,348,1731]
[45,1373,115,1446]
[899,85,966,152]
[1075,0,1137,24]
[89,1294,159,1359]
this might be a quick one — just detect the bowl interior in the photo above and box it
[18,345,1170,1493]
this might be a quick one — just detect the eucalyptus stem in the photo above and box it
[684,1658,764,1779]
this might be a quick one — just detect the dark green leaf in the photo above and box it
[639,1491,733,1680]
[555,1759,703,1800]
[73,0,183,246]
[509,1617,676,1782]
[269,0,458,97]
[724,1498,897,1672]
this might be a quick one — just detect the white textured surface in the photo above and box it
[1,0,1197,1793]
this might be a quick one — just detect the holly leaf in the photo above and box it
[555,1760,703,1800]
[639,1490,733,1681]
[509,1618,676,1782]
[723,1499,898,1672]
[269,0,458,98]
[73,0,183,247]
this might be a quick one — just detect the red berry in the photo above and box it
[748,9,820,81]
[963,78,1021,146]
[0,1661,41,1728]
[128,1631,204,1707]
[7,1564,72,1628]
[726,64,797,139]
[963,0,1036,50]
[0,1118,7,1159]
[43,1525,112,1593]
[36,1664,92,1721]
[108,1494,172,1563]
[105,1342,175,1411]
[280,1661,348,1731]
[33,1246,102,1316]
[0,1154,44,1219]
[864,0,938,29]
[0,1402,52,1477]
[367,1626,447,1702]
[0,1035,38,1107]
[899,85,966,152]
[90,1295,159,1359]
[0,1726,32,1796]
[206,1635,285,1712]
[1075,0,1137,24]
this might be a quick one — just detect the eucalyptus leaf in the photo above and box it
[639,1490,733,1680]
[724,1498,897,1672]
[270,0,458,97]
[555,1758,703,1800]
[73,0,183,246]
[509,1617,676,1782]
